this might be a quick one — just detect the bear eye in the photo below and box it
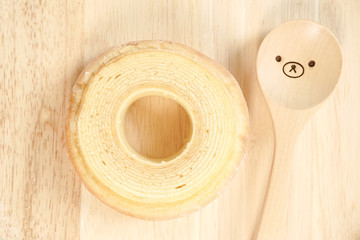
[275,55,282,62]
[308,60,315,67]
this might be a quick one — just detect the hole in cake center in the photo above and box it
[124,96,192,161]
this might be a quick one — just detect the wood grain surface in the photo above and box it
[1,0,359,239]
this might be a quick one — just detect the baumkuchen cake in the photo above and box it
[66,41,249,219]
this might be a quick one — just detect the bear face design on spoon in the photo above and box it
[275,55,316,79]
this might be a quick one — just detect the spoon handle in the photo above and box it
[256,108,312,239]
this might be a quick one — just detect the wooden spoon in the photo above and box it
[255,20,342,239]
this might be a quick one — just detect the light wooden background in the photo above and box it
[1,0,360,239]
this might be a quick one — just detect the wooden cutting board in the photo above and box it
[1,0,360,239]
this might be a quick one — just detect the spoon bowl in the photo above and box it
[257,20,342,109]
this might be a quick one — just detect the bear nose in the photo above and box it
[290,64,297,73]
[282,62,304,78]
